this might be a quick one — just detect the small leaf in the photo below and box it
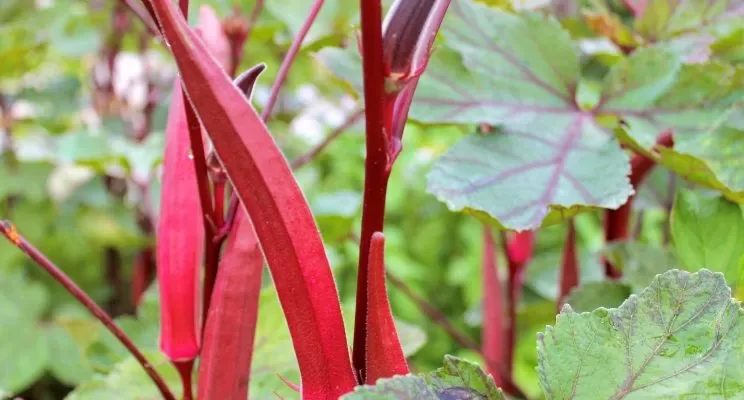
[670,189,744,291]
[342,356,504,400]
[538,269,744,398]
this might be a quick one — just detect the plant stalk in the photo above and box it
[0,221,176,400]
[353,0,389,381]
[260,0,324,121]
[558,220,578,310]
[291,108,364,169]
[604,131,673,277]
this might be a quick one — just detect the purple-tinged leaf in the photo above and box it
[197,211,263,400]
[317,0,632,230]
[146,1,358,398]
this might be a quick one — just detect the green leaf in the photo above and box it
[538,269,744,398]
[312,190,362,242]
[564,281,632,312]
[670,190,744,292]
[601,54,744,200]
[318,1,643,229]
[418,1,632,230]
[0,274,50,394]
[342,356,505,399]
[664,116,744,201]
[45,324,95,385]
[64,351,182,400]
[633,167,681,210]
[265,0,357,48]
[0,161,53,202]
[427,130,631,230]
[602,241,680,291]
[634,0,744,62]
[711,28,744,63]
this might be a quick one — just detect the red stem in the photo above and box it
[604,132,674,277]
[175,359,194,400]
[131,248,155,307]
[260,0,324,121]
[244,0,265,44]
[482,227,507,387]
[354,0,389,381]
[558,220,578,310]
[0,221,176,400]
[213,181,225,228]
[499,232,527,386]
[483,228,527,398]
[291,108,364,169]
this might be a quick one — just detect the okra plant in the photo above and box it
[1,0,744,399]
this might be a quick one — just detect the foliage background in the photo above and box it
[1,0,742,399]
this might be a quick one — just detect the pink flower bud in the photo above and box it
[506,231,535,265]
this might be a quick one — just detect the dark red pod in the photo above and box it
[365,232,409,384]
[382,0,451,86]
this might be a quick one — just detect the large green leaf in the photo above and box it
[319,0,744,226]
[538,269,744,398]
[670,190,744,293]
[414,1,634,230]
[342,356,505,399]
[318,1,633,230]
